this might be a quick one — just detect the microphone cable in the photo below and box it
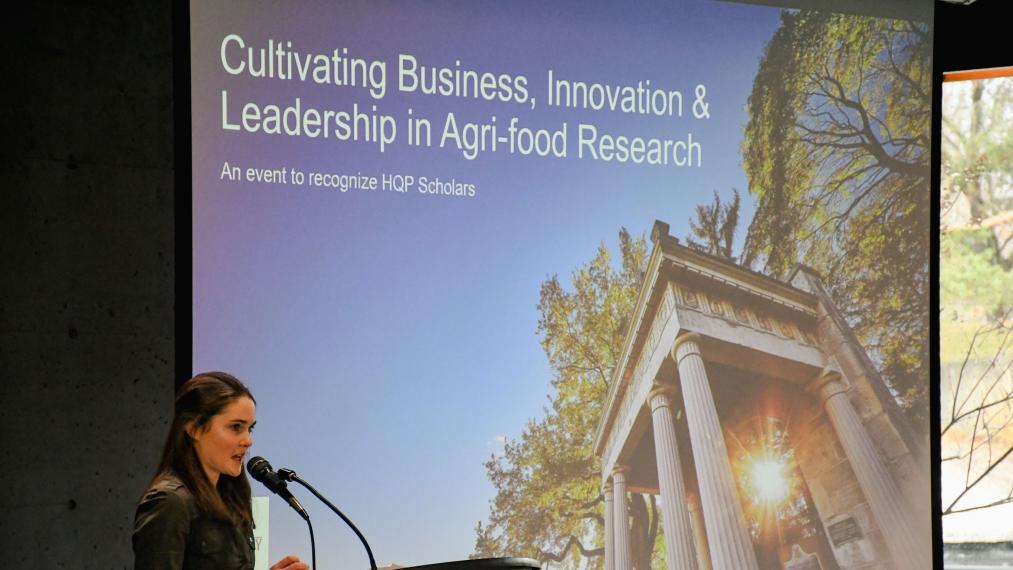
[280,468,377,570]
[306,515,317,570]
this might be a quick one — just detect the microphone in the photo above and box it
[247,456,310,521]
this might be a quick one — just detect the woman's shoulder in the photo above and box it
[133,472,201,567]
[145,472,188,494]
[136,472,199,520]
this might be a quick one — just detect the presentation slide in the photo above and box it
[191,1,934,568]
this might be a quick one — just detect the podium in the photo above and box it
[401,558,541,569]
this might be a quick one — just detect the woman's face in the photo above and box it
[191,396,256,485]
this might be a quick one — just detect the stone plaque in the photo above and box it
[828,516,863,547]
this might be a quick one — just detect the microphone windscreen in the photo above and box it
[247,456,272,482]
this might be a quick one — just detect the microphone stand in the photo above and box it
[279,468,378,570]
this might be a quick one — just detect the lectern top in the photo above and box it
[401,557,541,569]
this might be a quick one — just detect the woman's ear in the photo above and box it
[185,420,200,442]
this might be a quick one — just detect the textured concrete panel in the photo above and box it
[0,1,175,567]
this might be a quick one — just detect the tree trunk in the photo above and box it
[630,493,659,570]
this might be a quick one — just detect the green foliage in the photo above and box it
[941,231,1012,321]
[475,230,654,568]
[687,189,741,260]
[940,75,1013,365]
[741,11,931,423]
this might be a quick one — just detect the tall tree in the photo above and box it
[940,312,1013,518]
[941,77,1013,268]
[474,230,661,569]
[687,189,741,261]
[741,11,932,423]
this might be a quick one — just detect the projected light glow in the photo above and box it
[749,457,789,504]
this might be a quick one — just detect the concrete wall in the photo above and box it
[0,2,175,567]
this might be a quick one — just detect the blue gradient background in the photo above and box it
[192,0,781,566]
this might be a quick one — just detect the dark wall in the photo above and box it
[0,2,175,567]
[935,0,1009,73]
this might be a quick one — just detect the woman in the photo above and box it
[133,371,309,570]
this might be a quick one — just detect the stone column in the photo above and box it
[688,494,712,570]
[603,483,614,570]
[671,333,760,570]
[612,467,633,570]
[649,386,698,570]
[809,370,932,570]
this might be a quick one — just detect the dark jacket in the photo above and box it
[133,474,255,570]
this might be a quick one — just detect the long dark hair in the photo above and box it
[150,371,256,529]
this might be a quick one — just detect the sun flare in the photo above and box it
[750,457,789,504]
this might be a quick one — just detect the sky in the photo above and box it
[189,1,821,566]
